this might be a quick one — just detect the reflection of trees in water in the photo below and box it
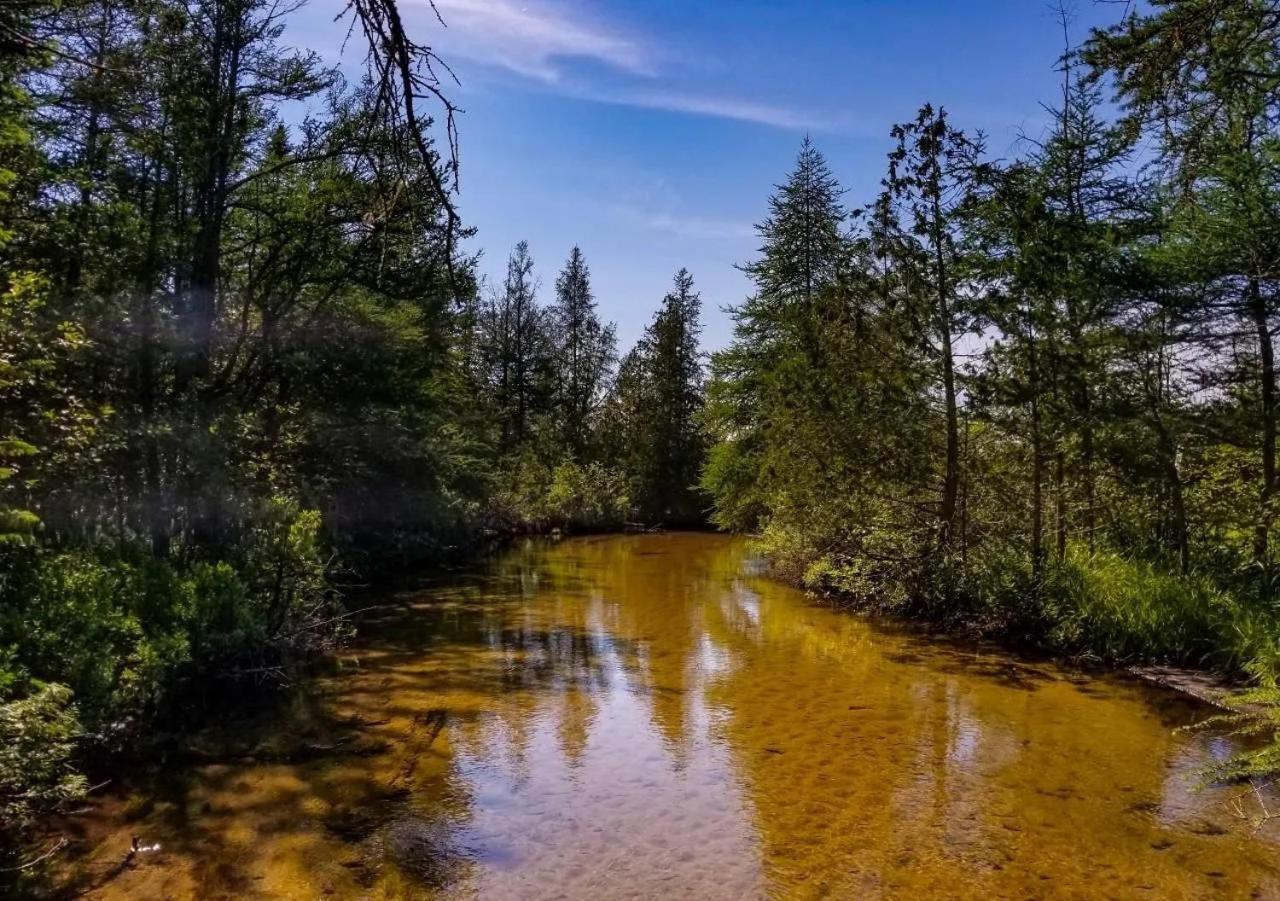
[330,534,1280,898]
[477,533,734,760]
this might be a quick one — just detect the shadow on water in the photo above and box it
[59,619,632,896]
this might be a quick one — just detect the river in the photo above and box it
[64,533,1280,898]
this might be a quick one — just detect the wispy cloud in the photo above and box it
[427,0,841,132]
[615,90,841,132]
[612,205,754,242]
[429,0,650,82]
[643,211,755,241]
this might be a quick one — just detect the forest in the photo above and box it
[4,0,1280,880]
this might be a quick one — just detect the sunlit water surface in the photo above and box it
[68,534,1280,898]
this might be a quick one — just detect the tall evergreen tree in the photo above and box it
[703,139,847,531]
[549,246,616,459]
[875,104,984,556]
[614,269,707,523]
[741,136,846,324]
[477,241,553,448]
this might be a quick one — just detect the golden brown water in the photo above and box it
[66,533,1280,899]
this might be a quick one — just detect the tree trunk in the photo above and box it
[1250,277,1275,590]
[139,149,169,557]
[1054,449,1067,564]
[1029,332,1045,582]
[1031,401,1045,582]
[180,6,244,549]
[932,195,960,554]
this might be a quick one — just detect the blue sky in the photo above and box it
[295,0,1130,351]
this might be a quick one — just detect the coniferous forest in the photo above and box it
[7,0,1280,886]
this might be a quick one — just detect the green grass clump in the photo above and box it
[1039,549,1280,676]
[1046,550,1224,664]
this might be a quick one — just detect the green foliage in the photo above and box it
[0,497,338,867]
[0,0,509,870]
[489,453,630,533]
[472,244,707,531]
[550,247,618,459]
[1042,551,1240,664]
[7,554,193,729]
[0,683,87,839]
[1200,673,1280,785]
[609,269,708,524]
[0,497,334,735]
[0,272,97,546]
[544,462,631,531]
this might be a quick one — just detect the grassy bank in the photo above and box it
[781,534,1280,681]
[759,526,1280,787]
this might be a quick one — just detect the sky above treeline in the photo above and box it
[291,0,1130,351]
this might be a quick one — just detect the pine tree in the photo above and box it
[741,136,846,324]
[614,269,706,523]
[702,139,848,531]
[549,246,616,460]
[478,241,553,448]
[875,104,984,556]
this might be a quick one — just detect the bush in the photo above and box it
[241,497,336,643]
[0,498,344,860]
[489,454,631,533]
[4,553,194,734]
[771,528,1280,677]
[544,462,630,531]
[0,682,87,843]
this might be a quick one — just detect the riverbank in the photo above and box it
[767,537,1280,680]
[17,528,1279,896]
[757,535,1280,784]
[1,524,652,893]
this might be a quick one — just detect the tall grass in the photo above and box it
[779,530,1280,681]
[1040,549,1280,678]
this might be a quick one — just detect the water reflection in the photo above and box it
[70,533,1280,899]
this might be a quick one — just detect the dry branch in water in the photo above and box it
[1227,779,1280,834]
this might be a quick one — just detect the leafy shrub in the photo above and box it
[4,553,193,733]
[0,682,87,839]
[544,462,630,531]
[0,497,344,860]
[774,528,1280,677]
[241,497,336,643]
[489,454,631,533]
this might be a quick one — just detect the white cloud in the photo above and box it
[609,205,754,241]
[617,90,840,131]
[640,211,754,241]
[428,0,650,82]
[425,0,841,131]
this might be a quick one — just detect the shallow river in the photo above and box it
[69,533,1280,898]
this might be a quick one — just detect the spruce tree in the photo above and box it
[875,104,984,556]
[741,136,846,324]
[478,241,553,448]
[615,269,706,523]
[702,139,848,531]
[549,246,616,460]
